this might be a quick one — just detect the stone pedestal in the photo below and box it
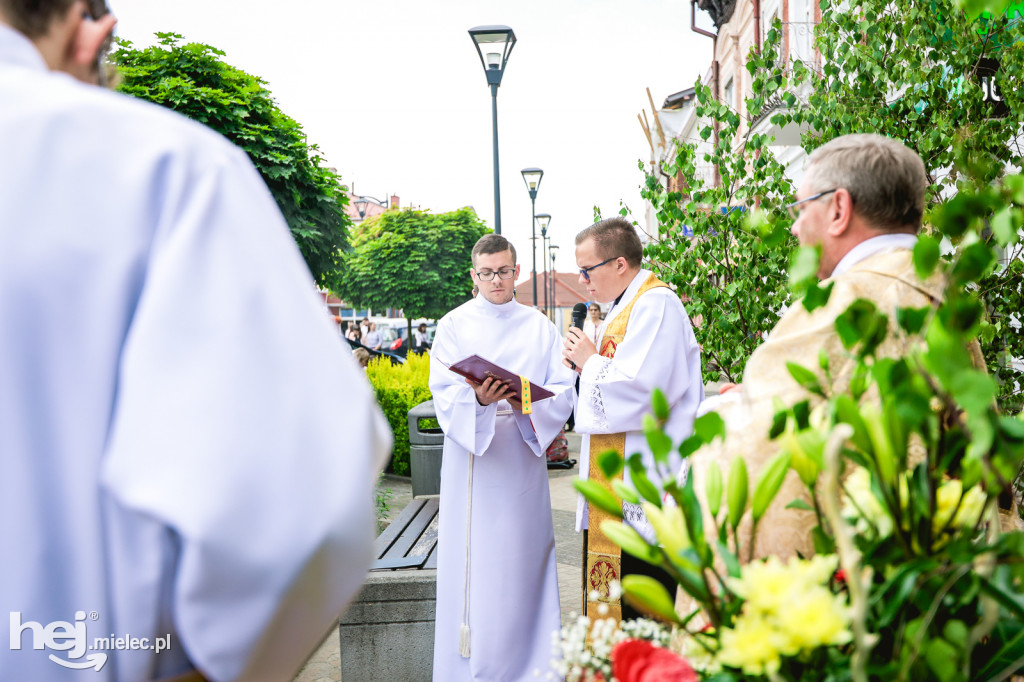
[339,570,437,682]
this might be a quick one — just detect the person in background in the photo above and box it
[352,347,371,369]
[582,302,602,345]
[360,316,370,338]
[0,2,392,679]
[363,322,382,351]
[413,322,431,354]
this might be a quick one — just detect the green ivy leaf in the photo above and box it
[597,449,624,480]
[651,388,670,421]
[643,414,674,465]
[913,234,942,280]
[786,361,825,396]
[694,411,727,444]
[801,280,835,312]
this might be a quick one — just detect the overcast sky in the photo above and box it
[110,0,714,282]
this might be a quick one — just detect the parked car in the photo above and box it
[380,323,435,358]
[345,336,404,365]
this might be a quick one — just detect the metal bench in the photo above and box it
[371,498,439,570]
[339,498,440,681]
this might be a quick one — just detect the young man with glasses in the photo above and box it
[562,217,705,621]
[686,133,985,564]
[429,234,575,680]
[0,3,391,679]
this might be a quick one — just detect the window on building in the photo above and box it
[723,77,735,109]
[789,0,814,65]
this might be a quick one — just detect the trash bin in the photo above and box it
[408,400,444,498]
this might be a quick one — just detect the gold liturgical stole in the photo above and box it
[583,273,670,620]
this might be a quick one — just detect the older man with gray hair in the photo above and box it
[689,133,981,562]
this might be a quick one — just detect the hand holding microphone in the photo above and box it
[564,303,592,372]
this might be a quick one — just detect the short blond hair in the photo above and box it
[575,218,643,267]
[806,134,927,233]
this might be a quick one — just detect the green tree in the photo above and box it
[641,28,798,385]
[644,1,1023,407]
[332,207,490,337]
[110,33,351,285]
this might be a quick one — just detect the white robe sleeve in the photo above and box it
[428,314,499,456]
[576,291,697,440]
[99,149,392,682]
[512,324,576,456]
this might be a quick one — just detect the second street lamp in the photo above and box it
[521,167,543,308]
[535,213,552,313]
[469,25,516,235]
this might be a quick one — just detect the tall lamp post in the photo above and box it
[549,244,560,322]
[535,213,552,313]
[521,167,544,308]
[469,25,517,235]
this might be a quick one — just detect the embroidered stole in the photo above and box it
[582,273,671,620]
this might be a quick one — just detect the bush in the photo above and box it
[366,352,432,476]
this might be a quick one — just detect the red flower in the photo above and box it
[834,569,847,584]
[612,639,697,682]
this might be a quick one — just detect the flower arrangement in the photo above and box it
[570,169,1024,680]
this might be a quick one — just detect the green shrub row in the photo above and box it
[366,352,432,476]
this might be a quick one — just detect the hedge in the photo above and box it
[366,352,432,475]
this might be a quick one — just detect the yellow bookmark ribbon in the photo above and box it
[519,375,532,414]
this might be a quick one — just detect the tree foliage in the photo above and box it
[110,33,351,285]
[783,0,1024,409]
[642,30,798,384]
[644,0,1023,408]
[332,207,490,329]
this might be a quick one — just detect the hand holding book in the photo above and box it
[446,355,553,415]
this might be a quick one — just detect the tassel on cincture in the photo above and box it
[458,624,471,658]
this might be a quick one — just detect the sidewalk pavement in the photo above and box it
[294,432,585,682]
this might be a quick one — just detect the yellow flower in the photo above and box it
[717,556,851,673]
[717,613,785,676]
[727,556,798,614]
[774,586,852,652]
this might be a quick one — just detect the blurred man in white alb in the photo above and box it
[0,2,391,679]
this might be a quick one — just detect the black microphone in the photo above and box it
[569,303,588,369]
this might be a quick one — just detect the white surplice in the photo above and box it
[574,269,705,541]
[429,295,575,681]
[0,25,391,682]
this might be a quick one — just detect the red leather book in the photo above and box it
[447,354,555,401]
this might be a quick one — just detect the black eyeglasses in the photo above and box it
[785,189,837,220]
[475,268,516,281]
[578,257,618,283]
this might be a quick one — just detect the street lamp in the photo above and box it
[469,25,517,235]
[521,167,544,308]
[535,213,552,313]
[352,194,389,220]
[549,244,560,322]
